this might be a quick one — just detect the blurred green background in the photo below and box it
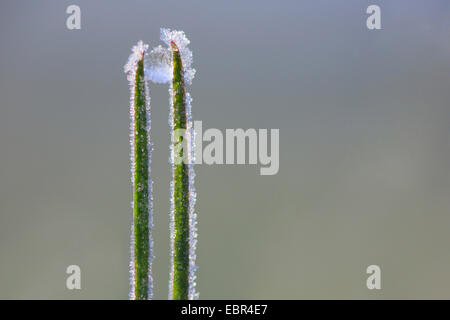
[1,0,450,299]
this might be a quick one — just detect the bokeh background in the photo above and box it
[1,0,450,299]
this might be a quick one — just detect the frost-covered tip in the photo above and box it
[124,41,149,81]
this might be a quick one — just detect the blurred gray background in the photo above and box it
[1,0,450,299]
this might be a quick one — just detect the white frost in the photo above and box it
[185,91,199,300]
[124,41,149,82]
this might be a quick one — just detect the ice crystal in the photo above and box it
[144,45,172,84]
